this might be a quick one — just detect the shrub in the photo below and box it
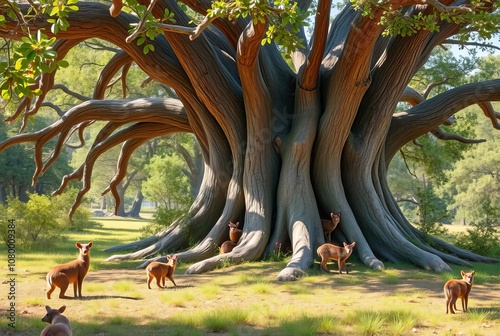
[51,188,102,231]
[0,195,65,249]
[453,199,500,258]
[139,206,185,239]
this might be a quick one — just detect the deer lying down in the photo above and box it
[147,255,178,289]
[40,305,72,336]
[444,270,475,314]
[317,241,356,274]
[46,242,92,299]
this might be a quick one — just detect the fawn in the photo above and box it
[228,221,242,243]
[46,242,92,299]
[321,212,341,242]
[147,254,178,289]
[444,270,475,314]
[40,305,72,336]
[317,241,356,273]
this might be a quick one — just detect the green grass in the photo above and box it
[1,215,499,336]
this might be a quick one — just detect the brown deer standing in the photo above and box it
[317,241,356,273]
[40,305,72,336]
[444,270,475,314]
[321,212,341,242]
[46,242,92,299]
[147,254,178,289]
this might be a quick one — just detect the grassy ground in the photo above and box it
[1,218,499,335]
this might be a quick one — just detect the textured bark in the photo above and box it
[1,1,499,280]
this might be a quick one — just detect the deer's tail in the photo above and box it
[46,273,53,287]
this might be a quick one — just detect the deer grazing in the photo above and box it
[46,242,92,299]
[321,212,341,242]
[147,254,178,289]
[317,241,356,273]
[40,305,72,336]
[444,270,475,314]
[220,221,242,254]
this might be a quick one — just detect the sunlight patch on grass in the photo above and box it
[112,280,136,292]
[382,309,419,335]
[346,310,385,335]
[160,290,196,307]
[84,282,107,293]
[460,308,492,323]
[382,269,401,284]
[201,308,248,332]
[248,281,273,294]
[23,297,45,306]
[199,282,222,300]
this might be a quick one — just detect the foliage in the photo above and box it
[0,189,100,248]
[207,0,308,55]
[142,153,194,208]
[453,199,500,258]
[0,195,65,248]
[51,187,102,231]
[415,184,449,236]
[353,0,500,40]
[139,206,186,239]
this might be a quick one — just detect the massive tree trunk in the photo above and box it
[0,1,499,280]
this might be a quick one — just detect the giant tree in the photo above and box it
[1,0,499,280]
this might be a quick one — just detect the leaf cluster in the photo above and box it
[207,0,308,55]
[125,0,176,54]
[1,32,69,100]
[352,0,500,40]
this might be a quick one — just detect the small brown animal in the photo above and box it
[228,221,242,243]
[317,241,356,273]
[220,240,237,254]
[46,242,92,299]
[321,212,341,242]
[40,305,72,336]
[147,254,178,289]
[444,270,475,314]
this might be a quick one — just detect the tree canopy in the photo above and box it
[1,0,499,280]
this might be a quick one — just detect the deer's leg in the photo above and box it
[449,297,458,314]
[46,283,55,299]
[167,275,177,287]
[147,274,153,289]
[57,276,69,299]
[155,275,162,288]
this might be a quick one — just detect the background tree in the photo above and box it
[1,1,499,280]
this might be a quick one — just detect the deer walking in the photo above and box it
[40,305,72,336]
[444,270,475,314]
[317,241,356,273]
[321,212,341,242]
[46,242,92,299]
[147,254,178,289]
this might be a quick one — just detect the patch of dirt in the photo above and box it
[2,263,500,335]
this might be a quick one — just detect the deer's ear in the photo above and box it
[88,242,93,247]
[45,306,51,312]
[461,270,465,276]
[58,306,66,313]
[76,242,82,248]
